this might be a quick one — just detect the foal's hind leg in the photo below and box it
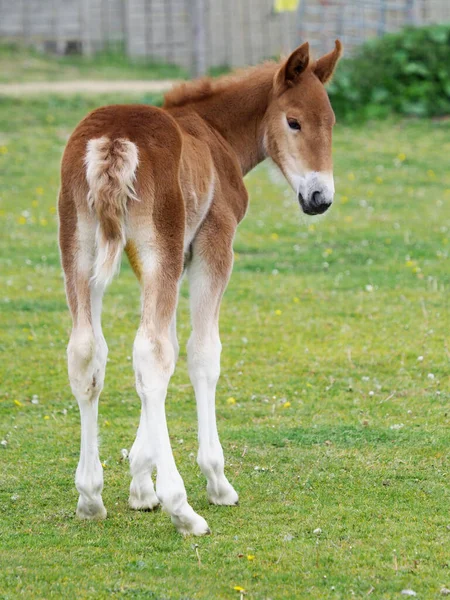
[62,214,108,519]
[129,412,159,511]
[129,237,209,535]
[129,286,180,512]
[187,214,239,506]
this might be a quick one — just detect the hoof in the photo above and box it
[171,507,211,536]
[208,481,239,506]
[76,496,107,520]
[129,479,160,511]
[129,495,160,511]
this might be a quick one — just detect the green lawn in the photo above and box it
[0,44,185,83]
[0,94,449,599]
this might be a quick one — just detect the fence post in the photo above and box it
[377,0,387,37]
[190,0,207,77]
[406,0,419,25]
[80,0,93,56]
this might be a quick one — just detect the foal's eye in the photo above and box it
[287,118,301,131]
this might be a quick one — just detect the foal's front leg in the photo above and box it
[187,233,239,506]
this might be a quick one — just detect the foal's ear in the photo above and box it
[275,42,310,91]
[314,40,343,84]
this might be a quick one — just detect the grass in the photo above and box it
[0,93,449,599]
[0,44,186,84]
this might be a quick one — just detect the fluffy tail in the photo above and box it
[85,137,139,286]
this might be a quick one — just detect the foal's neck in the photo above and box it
[185,64,277,175]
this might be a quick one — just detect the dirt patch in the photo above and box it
[0,79,178,96]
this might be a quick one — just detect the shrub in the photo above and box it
[328,24,450,121]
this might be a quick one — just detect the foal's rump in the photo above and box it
[60,104,185,288]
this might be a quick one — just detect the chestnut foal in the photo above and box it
[59,41,342,535]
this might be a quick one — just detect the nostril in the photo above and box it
[311,190,322,206]
[309,190,332,215]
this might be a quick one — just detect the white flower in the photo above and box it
[365,284,374,292]
[427,373,435,380]
[390,423,404,430]
[120,448,129,460]
[313,528,322,535]
[1,440,7,447]
[401,590,417,597]
[417,356,423,362]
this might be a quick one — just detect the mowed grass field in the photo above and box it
[0,94,449,599]
[0,44,185,83]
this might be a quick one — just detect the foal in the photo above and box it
[59,40,342,535]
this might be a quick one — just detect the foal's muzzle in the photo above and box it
[298,190,333,216]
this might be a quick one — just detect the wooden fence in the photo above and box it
[0,0,449,74]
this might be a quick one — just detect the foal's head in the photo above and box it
[264,41,342,216]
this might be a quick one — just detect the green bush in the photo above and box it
[328,24,450,121]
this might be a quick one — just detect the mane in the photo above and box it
[163,61,279,109]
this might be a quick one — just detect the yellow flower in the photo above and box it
[427,169,436,179]
[247,554,255,561]
[0,146,8,154]
[40,218,48,226]
[397,152,406,161]
[17,216,27,225]
[104,420,111,427]
[344,216,353,223]
[306,383,313,388]
[27,335,34,341]
[367,190,374,197]
[293,297,299,303]
[347,172,355,181]
[226,397,236,405]
[32,200,39,208]
[270,232,279,241]
[323,248,333,256]
[14,400,23,408]
[375,176,383,184]
[275,309,282,316]
[102,462,107,468]
[341,195,349,204]
[44,415,50,420]
[49,206,56,214]
[308,224,315,232]
[233,586,245,592]
[283,401,291,408]
[234,252,240,261]
[35,187,44,195]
